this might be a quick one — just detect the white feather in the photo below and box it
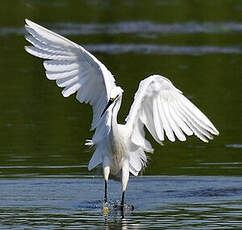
[46,69,79,80]
[25,20,219,188]
[25,18,116,136]
[126,75,219,147]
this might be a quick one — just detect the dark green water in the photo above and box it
[0,0,242,229]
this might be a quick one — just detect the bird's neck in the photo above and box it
[110,97,121,138]
[110,98,124,162]
[111,105,119,135]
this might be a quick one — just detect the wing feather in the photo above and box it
[24,19,116,132]
[141,99,163,144]
[25,46,73,60]
[180,96,218,135]
[153,99,164,141]
[62,82,81,97]
[176,100,214,141]
[160,97,175,142]
[46,69,79,80]
[169,102,193,136]
[169,104,193,138]
[165,101,186,141]
[25,35,71,55]
[43,60,80,72]
[126,75,219,149]
[56,75,79,87]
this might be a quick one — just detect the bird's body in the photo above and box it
[109,125,127,175]
[24,19,219,207]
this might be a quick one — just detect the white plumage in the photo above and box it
[24,19,219,206]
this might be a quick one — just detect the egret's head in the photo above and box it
[101,87,123,117]
[110,86,123,100]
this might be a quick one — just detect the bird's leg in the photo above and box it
[104,180,108,203]
[121,160,129,207]
[103,165,110,203]
[121,191,125,206]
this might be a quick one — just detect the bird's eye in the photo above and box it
[111,95,118,101]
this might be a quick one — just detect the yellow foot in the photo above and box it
[102,204,109,216]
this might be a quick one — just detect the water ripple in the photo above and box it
[85,44,242,55]
[226,144,242,149]
[1,21,242,36]
[0,176,242,229]
[46,21,242,35]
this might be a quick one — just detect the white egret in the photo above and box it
[24,19,219,207]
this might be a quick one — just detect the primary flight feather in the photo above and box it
[24,19,219,206]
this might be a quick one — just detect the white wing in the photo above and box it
[24,19,116,131]
[125,75,219,150]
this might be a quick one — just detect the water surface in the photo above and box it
[1,176,242,229]
[0,0,242,229]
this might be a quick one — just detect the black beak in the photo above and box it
[101,99,114,117]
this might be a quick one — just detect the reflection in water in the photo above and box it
[104,217,136,230]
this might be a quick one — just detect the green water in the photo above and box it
[0,0,242,229]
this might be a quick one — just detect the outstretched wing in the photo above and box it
[125,75,219,150]
[24,19,116,131]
